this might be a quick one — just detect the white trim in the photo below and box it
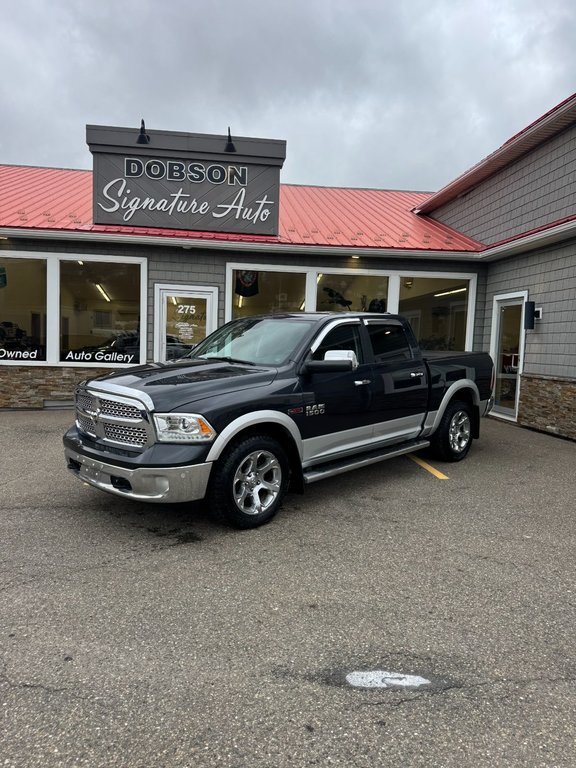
[489,290,528,420]
[0,250,147,367]
[153,283,218,361]
[387,275,400,313]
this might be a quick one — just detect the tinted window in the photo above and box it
[312,324,363,362]
[366,324,412,362]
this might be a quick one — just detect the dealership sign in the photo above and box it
[87,125,286,236]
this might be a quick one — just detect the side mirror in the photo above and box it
[324,350,359,370]
[301,349,359,375]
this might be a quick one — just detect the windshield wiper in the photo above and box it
[199,355,256,366]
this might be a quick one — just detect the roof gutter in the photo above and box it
[0,227,481,261]
[479,217,576,261]
[2,216,575,262]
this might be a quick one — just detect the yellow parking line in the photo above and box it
[407,454,449,480]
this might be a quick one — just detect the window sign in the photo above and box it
[155,285,218,363]
[0,254,146,367]
[60,261,141,363]
[0,258,47,361]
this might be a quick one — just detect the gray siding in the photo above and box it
[481,239,576,379]
[430,124,576,244]
[147,248,487,352]
[1,239,486,359]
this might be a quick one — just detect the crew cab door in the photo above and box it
[298,320,374,464]
[363,318,428,444]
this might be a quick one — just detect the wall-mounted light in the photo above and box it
[404,278,413,289]
[136,118,150,144]
[524,301,543,329]
[316,273,323,284]
[434,287,468,297]
[95,283,111,302]
[351,255,360,260]
[77,260,84,265]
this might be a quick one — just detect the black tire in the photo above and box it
[428,400,473,462]
[208,435,290,529]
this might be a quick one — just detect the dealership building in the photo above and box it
[1,94,575,440]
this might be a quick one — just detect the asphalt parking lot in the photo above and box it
[1,410,575,767]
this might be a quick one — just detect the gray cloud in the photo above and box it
[1,0,574,191]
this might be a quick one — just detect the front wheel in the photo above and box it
[207,435,290,528]
[428,401,473,462]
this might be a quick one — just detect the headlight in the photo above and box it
[153,413,217,443]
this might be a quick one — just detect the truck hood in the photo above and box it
[86,359,278,412]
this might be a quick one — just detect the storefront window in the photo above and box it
[0,258,47,362]
[399,276,469,350]
[60,261,141,364]
[232,269,306,318]
[316,273,389,313]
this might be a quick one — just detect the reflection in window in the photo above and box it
[366,323,412,362]
[312,324,364,362]
[60,261,141,363]
[232,270,306,318]
[399,277,469,350]
[0,258,47,361]
[316,273,388,313]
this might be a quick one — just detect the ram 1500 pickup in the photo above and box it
[64,313,494,528]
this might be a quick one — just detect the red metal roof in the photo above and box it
[0,164,481,252]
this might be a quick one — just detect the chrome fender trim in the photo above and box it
[421,380,481,437]
[206,410,303,462]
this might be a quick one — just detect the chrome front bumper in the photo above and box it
[65,447,213,504]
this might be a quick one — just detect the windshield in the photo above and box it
[191,317,316,366]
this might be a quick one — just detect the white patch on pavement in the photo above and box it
[346,670,431,688]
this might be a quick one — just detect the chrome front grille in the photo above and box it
[77,413,96,436]
[75,386,154,449]
[103,422,148,447]
[99,398,141,420]
[77,392,95,413]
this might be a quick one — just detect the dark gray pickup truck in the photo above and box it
[64,313,494,528]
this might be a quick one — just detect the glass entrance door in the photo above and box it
[491,295,525,418]
[154,285,218,362]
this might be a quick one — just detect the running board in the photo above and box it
[303,440,430,485]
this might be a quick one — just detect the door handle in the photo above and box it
[410,371,425,378]
[354,379,372,386]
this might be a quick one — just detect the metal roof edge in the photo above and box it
[414,94,576,214]
[4,218,574,262]
[0,227,483,262]
[479,218,576,261]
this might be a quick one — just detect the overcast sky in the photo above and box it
[2,0,575,192]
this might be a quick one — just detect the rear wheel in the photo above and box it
[208,435,290,528]
[428,400,473,462]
